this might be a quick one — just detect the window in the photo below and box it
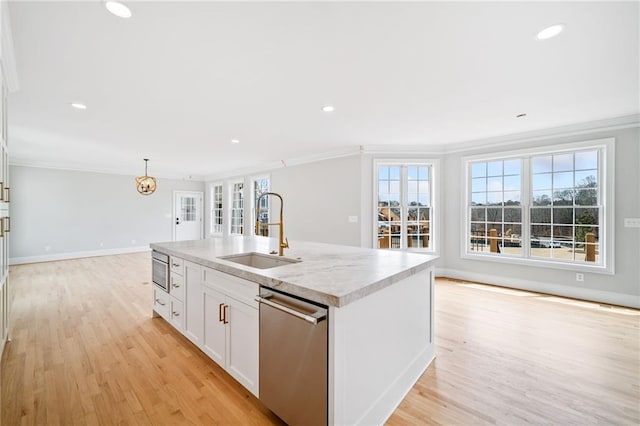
[253,177,270,236]
[211,183,223,234]
[375,161,435,251]
[230,181,244,235]
[464,139,612,272]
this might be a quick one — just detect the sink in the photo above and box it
[219,252,301,269]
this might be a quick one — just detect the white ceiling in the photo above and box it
[7,1,639,180]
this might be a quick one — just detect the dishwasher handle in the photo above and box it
[255,292,326,325]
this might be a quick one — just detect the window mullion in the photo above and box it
[522,158,531,258]
[401,165,408,249]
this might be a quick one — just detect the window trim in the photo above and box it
[373,158,439,253]
[461,138,614,274]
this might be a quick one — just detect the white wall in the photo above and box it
[269,155,362,247]
[440,127,640,307]
[9,165,204,263]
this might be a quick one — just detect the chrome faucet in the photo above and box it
[255,192,289,256]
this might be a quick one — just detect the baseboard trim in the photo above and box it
[9,246,151,265]
[358,345,436,425]
[436,267,640,309]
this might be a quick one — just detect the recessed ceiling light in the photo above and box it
[536,24,564,40]
[71,102,87,110]
[105,1,132,19]
[322,105,335,113]
[516,113,527,118]
[231,139,240,144]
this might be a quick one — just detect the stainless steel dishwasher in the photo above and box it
[256,287,328,426]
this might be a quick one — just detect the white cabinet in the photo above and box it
[152,257,259,397]
[184,260,204,346]
[202,267,259,396]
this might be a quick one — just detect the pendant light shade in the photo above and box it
[136,158,156,195]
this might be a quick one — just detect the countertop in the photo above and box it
[150,237,438,307]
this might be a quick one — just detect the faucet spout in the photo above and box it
[255,192,288,256]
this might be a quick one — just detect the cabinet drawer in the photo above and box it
[153,287,170,320]
[169,299,185,331]
[203,267,259,307]
[170,257,184,275]
[170,272,185,302]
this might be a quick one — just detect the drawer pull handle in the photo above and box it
[4,187,9,203]
[155,299,166,306]
[172,311,180,317]
[219,303,224,322]
[223,305,229,324]
[172,283,181,288]
[172,263,180,267]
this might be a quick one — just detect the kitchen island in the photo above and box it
[151,237,437,425]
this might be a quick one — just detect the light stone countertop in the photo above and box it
[150,237,438,307]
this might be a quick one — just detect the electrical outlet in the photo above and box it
[624,218,640,228]
[45,245,51,252]
[99,242,104,247]
[576,273,584,282]
[348,216,359,223]
[131,239,136,245]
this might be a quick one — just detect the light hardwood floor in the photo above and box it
[2,252,639,425]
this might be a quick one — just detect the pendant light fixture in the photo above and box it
[136,158,157,195]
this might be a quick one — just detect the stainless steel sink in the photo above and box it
[219,252,301,269]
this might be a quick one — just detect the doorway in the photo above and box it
[173,191,204,241]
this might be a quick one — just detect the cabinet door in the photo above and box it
[226,296,259,396]
[203,287,226,367]
[184,261,203,346]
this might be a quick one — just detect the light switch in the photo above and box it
[348,216,359,223]
[624,218,640,228]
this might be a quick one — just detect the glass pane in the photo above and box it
[576,208,599,225]
[504,159,521,176]
[576,225,598,242]
[575,189,597,206]
[471,162,486,178]
[553,189,573,206]
[471,208,486,221]
[407,208,418,221]
[486,208,502,222]
[503,208,521,223]
[487,223,503,235]
[472,192,486,206]
[487,192,502,206]
[553,153,574,172]
[418,208,430,221]
[389,181,400,194]
[531,208,551,224]
[532,191,552,206]
[553,225,573,241]
[503,175,520,191]
[553,207,573,225]
[378,181,389,197]
[418,194,429,206]
[532,156,552,174]
[532,173,552,190]
[553,172,574,189]
[378,166,389,180]
[418,166,429,180]
[472,178,486,192]
[487,161,503,176]
[575,150,598,170]
[503,191,520,205]
[575,170,597,188]
[418,181,430,197]
[531,225,551,239]
[487,176,502,191]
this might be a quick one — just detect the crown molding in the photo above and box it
[441,114,639,155]
[8,157,207,181]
